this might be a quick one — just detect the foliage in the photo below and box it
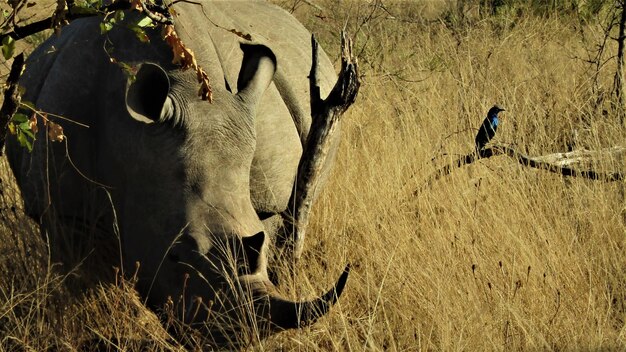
[6,102,67,152]
[1,36,14,60]
[99,9,154,43]
[7,112,35,151]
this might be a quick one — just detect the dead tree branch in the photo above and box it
[281,32,360,260]
[415,144,624,195]
[0,53,25,155]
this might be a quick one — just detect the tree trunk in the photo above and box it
[0,53,25,155]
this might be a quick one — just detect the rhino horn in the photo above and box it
[265,264,350,330]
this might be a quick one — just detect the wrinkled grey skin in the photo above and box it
[6,0,344,346]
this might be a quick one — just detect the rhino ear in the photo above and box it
[126,63,173,123]
[236,44,276,104]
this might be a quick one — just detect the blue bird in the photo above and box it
[475,105,505,153]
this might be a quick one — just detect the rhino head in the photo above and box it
[5,5,352,345]
[118,44,347,343]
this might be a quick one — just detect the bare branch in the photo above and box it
[414,144,624,195]
[141,0,174,25]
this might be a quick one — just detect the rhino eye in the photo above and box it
[158,97,175,123]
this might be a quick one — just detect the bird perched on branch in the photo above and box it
[475,104,505,154]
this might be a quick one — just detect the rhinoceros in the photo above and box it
[6,0,357,346]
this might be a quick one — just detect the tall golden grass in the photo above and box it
[3,0,626,350]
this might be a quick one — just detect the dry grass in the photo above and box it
[3,0,626,350]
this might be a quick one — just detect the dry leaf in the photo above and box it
[162,25,213,102]
[48,121,65,142]
[29,113,38,134]
[163,25,192,68]
[197,68,212,101]
[130,0,143,11]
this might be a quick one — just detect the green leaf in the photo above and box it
[100,18,116,34]
[13,114,35,151]
[2,36,15,60]
[114,10,124,22]
[137,16,153,28]
[21,128,35,139]
[18,121,30,131]
[12,113,28,124]
[130,26,150,43]
[16,130,32,152]
[100,20,114,34]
